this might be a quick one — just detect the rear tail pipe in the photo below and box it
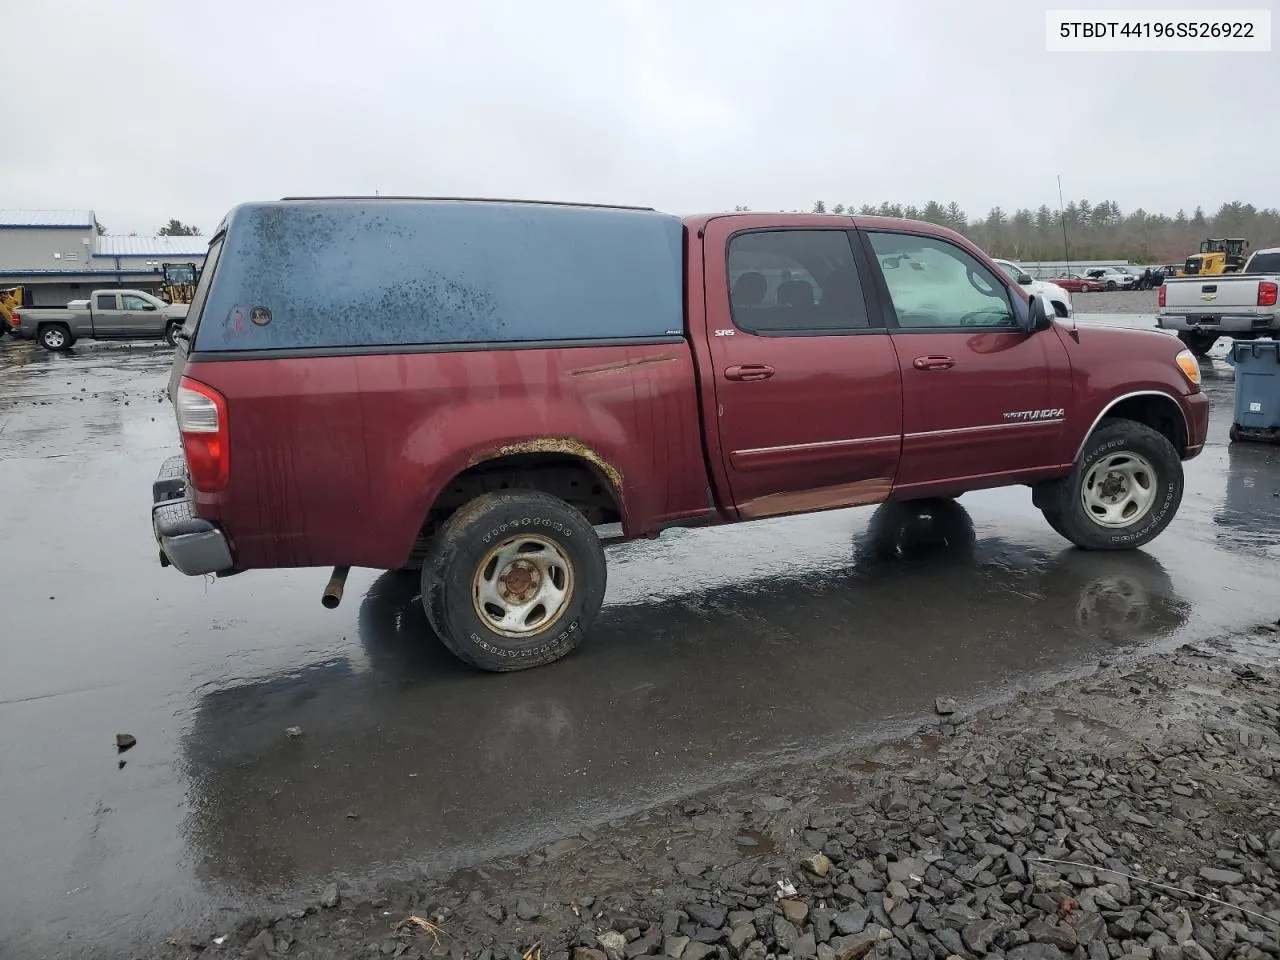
[321,566,350,609]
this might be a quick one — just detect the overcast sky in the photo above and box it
[3,0,1275,235]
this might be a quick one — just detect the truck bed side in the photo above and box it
[184,345,711,569]
[14,306,87,337]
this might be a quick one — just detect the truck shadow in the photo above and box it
[178,501,1187,895]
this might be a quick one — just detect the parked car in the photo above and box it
[990,259,1073,319]
[12,290,189,351]
[151,198,1209,672]
[1085,268,1136,291]
[1157,246,1280,356]
[1051,273,1105,293]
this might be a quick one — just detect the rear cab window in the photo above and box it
[1246,252,1280,274]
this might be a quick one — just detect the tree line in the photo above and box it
[90,218,203,238]
[734,200,1280,265]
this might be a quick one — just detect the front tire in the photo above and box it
[1038,420,1183,550]
[420,491,607,671]
[38,324,72,352]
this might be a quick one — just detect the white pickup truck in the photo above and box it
[1157,247,1280,356]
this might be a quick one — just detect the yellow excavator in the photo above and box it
[1182,238,1249,276]
[158,262,198,304]
[1,285,23,335]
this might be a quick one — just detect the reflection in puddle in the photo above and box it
[1214,443,1280,558]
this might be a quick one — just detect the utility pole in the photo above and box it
[1058,175,1071,275]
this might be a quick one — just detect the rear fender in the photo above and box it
[393,422,630,564]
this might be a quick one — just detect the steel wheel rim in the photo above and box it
[1081,451,1158,528]
[44,329,65,348]
[472,533,574,638]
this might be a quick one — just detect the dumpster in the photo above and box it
[1228,339,1280,443]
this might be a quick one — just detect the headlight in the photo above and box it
[1175,349,1202,387]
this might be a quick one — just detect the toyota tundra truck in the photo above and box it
[152,198,1209,671]
[1157,246,1280,356]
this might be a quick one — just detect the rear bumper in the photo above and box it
[1157,312,1277,333]
[152,455,233,576]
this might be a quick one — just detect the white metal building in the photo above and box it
[0,210,208,306]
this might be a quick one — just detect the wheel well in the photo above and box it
[406,454,623,567]
[1099,395,1187,454]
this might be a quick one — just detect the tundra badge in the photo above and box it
[1003,408,1065,422]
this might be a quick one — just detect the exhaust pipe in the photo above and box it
[321,566,350,609]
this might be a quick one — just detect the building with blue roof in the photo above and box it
[0,210,208,306]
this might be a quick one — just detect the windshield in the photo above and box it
[163,264,197,285]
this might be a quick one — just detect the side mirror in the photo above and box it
[1025,295,1053,333]
[143,303,157,311]
[1017,274,1033,285]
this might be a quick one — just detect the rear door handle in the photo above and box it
[913,355,955,371]
[724,364,775,382]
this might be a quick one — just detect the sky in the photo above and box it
[2,0,1276,236]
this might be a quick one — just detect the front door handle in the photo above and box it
[724,364,775,382]
[913,355,955,371]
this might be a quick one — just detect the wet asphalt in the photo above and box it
[2,319,1279,958]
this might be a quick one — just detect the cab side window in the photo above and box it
[122,294,150,311]
[728,230,870,335]
[96,294,117,311]
[866,232,1015,329]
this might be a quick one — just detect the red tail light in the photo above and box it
[8,311,18,326]
[175,376,229,493]
[1259,281,1278,308]
[1157,284,1166,307]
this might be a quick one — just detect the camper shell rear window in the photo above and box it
[190,200,685,353]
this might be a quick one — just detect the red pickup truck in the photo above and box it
[153,199,1209,671]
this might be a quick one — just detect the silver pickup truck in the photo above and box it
[1157,247,1280,356]
[11,289,189,351]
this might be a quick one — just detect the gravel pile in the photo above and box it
[147,634,1280,960]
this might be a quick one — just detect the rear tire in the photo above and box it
[1038,420,1183,551]
[1177,330,1219,357]
[420,490,607,671]
[38,323,72,352]
[163,321,181,346]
